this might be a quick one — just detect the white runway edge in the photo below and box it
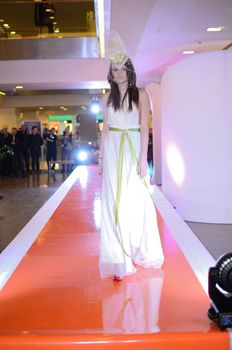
[152,186,232,341]
[151,185,216,295]
[0,167,82,291]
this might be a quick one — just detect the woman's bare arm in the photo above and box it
[98,92,109,174]
[138,89,150,178]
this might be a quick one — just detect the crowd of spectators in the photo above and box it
[0,124,49,177]
[0,124,101,178]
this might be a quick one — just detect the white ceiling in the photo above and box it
[110,0,232,86]
[0,0,232,92]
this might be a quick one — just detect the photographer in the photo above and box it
[46,128,57,171]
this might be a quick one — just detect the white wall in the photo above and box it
[161,51,232,223]
[0,108,17,130]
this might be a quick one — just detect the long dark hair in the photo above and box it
[107,58,139,111]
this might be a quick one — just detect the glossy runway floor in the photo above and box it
[0,166,229,349]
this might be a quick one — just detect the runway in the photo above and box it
[0,165,229,349]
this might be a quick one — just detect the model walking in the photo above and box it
[99,51,164,281]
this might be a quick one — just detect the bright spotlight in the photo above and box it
[91,102,100,114]
[91,97,100,114]
[77,151,88,162]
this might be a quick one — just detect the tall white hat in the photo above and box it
[105,31,129,67]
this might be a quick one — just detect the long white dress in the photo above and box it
[99,101,164,279]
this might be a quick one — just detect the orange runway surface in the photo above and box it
[0,166,229,349]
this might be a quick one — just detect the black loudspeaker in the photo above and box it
[208,253,232,329]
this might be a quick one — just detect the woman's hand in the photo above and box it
[137,158,147,178]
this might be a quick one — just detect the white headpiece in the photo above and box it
[105,31,129,68]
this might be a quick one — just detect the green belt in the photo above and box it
[109,126,146,257]
[109,127,140,225]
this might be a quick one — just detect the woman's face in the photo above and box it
[111,66,128,85]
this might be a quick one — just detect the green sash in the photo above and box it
[109,127,147,257]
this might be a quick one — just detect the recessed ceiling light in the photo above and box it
[182,50,195,54]
[45,9,52,12]
[39,107,43,110]
[10,31,16,35]
[15,86,23,89]
[3,24,10,28]
[0,19,4,22]
[207,26,224,32]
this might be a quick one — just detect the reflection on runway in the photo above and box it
[102,268,164,334]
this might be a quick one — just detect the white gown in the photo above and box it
[99,102,164,279]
